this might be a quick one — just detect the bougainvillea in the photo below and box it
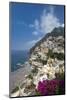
[36,79,65,95]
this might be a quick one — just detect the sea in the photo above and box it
[11,50,29,72]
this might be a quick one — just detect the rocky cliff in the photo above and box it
[30,27,64,54]
[11,27,65,97]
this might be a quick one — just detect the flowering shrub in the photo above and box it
[36,79,65,95]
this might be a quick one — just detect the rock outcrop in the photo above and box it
[11,27,65,97]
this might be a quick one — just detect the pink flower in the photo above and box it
[36,79,65,95]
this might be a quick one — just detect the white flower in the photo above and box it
[39,74,48,82]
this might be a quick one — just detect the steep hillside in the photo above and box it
[11,26,65,97]
[30,27,64,54]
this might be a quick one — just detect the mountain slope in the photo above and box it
[11,26,65,97]
[30,27,64,54]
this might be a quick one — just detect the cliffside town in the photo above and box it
[11,27,65,97]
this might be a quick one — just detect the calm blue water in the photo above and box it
[11,50,29,72]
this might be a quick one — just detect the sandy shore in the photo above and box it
[9,63,31,93]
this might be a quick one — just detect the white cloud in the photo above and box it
[29,24,34,28]
[32,31,39,36]
[25,40,36,50]
[17,21,28,27]
[29,19,39,29]
[61,23,64,27]
[29,19,40,36]
[30,6,64,36]
[26,40,36,49]
[27,37,41,46]
[34,19,39,30]
[26,37,41,49]
[27,40,37,46]
[26,6,64,50]
[40,6,61,34]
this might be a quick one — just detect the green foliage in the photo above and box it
[11,86,19,93]
[35,90,41,96]
[31,67,38,74]
[41,60,47,65]
[27,74,33,79]
[53,52,64,60]
[47,49,64,60]
[55,72,65,80]
[55,86,59,95]
[56,53,64,60]
[47,49,54,58]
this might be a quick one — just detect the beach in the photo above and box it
[9,62,31,93]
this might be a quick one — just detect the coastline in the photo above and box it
[10,62,31,93]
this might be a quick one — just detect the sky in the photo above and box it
[10,2,65,51]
